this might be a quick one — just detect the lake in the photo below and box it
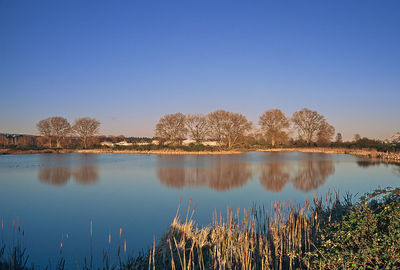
[0,151,399,267]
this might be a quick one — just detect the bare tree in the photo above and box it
[37,118,53,147]
[207,110,226,145]
[37,116,70,148]
[186,114,209,143]
[0,134,8,147]
[72,117,101,149]
[208,110,252,149]
[354,133,361,142]
[50,117,71,148]
[317,121,335,145]
[155,113,187,145]
[291,108,325,144]
[258,109,290,147]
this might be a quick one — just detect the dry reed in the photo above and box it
[143,193,346,270]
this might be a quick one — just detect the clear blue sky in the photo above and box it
[1,0,399,139]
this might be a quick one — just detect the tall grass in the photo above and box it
[140,192,349,270]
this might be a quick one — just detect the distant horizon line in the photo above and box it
[1,131,399,142]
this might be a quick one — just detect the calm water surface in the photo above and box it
[0,152,399,267]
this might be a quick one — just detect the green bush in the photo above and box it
[310,188,400,269]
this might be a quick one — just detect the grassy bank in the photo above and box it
[2,146,400,166]
[74,149,243,155]
[1,188,399,269]
[0,149,242,155]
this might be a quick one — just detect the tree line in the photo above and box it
[1,110,399,152]
[155,108,336,148]
[36,116,100,149]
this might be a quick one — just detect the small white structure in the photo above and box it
[182,139,196,146]
[181,139,219,146]
[136,142,151,146]
[152,140,160,145]
[100,141,114,148]
[115,141,133,146]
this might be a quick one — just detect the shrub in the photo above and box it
[309,188,400,269]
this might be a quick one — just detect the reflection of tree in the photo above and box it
[259,163,290,192]
[38,167,71,186]
[203,162,252,191]
[356,160,400,178]
[157,156,253,191]
[38,154,99,186]
[72,166,99,185]
[38,154,71,186]
[259,158,335,192]
[357,160,380,168]
[157,167,186,188]
[156,156,186,188]
[72,154,99,185]
[292,160,335,192]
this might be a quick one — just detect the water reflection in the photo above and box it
[35,153,396,191]
[38,167,71,186]
[291,160,335,192]
[356,159,400,177]
[156,154,335,192]
[357,159,381,168]
[259,159,335,192]
[157,156,253,191]
[38,154,99,186]
[259,162,290,192]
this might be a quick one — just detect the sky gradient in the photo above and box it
[1,0,399,140]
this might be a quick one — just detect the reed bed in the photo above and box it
[137,194,350,270]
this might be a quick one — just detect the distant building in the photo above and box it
[136,142,151,146]
[152,140,160,145]
[115,141,133,146]
[182,139,219,146]
[100,141,114,147]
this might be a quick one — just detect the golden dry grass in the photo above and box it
[142,193,345,270]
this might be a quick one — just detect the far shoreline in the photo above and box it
[257,147,400,164]
[1,147,399,164]
[0,148,243,155]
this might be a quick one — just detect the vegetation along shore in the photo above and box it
[1,108,399,162]
[1,147,400,166]
[258,147,400,163]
